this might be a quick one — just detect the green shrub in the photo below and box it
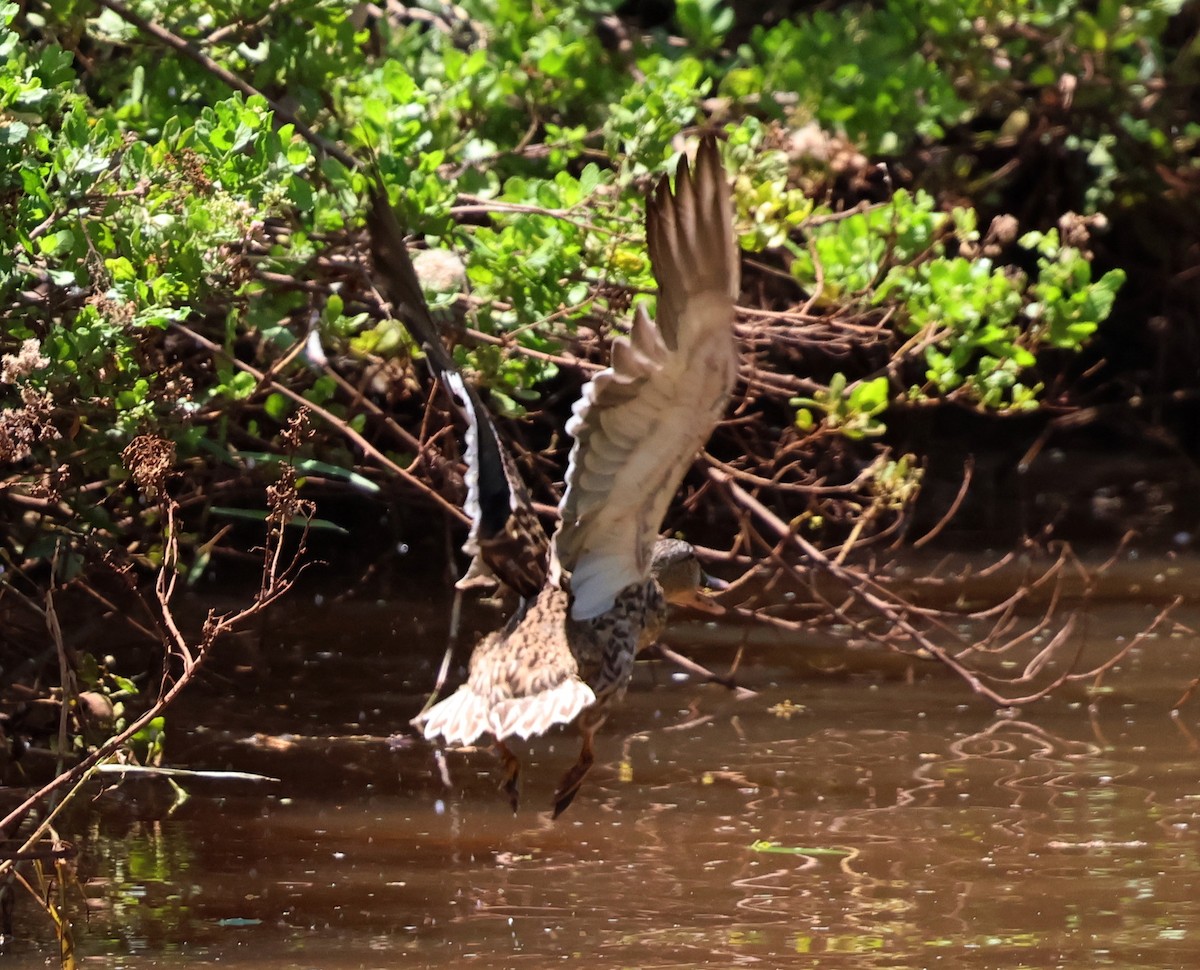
[3,0,1169,568]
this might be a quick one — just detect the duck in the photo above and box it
[377,136,739,816]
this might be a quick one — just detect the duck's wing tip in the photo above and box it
[646,134,740,347]
[366,183,459,377]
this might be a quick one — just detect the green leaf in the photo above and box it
[0,121,29,145]
[110,675,139,695]
[264,392,291,421]
[232,452,380,494]
[210,506,349,534]
[38,228,75,256]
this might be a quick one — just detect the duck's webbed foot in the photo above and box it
[552,707,606,818]
[494,739,521,813]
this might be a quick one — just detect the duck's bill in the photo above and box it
[672,572,728,614]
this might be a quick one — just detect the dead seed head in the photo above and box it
[1,339,49,384]
[86,294,136,327]
[280,409,313,451]
[121,435,177,495]
[267,462,315,531]
[1058,211,1108,258]
[0,388,58,462]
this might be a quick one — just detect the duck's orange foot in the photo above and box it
[551,753,593,818]
[552,706,604,818]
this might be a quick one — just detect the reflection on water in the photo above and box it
[8,582,1200,968]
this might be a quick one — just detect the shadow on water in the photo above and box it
[9,557,1200,968]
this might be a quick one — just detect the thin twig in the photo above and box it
[646,642,756,700]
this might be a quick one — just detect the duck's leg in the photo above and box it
[494,739,521,813]
[552,706,607,818]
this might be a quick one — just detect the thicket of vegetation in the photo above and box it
[6,0,1191,568]
[2,0,1198,950]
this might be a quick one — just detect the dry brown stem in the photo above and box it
[1,484,309,888]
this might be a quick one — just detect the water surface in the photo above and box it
[7,560,1200,968]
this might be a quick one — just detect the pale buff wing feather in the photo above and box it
[553,136,739,620]
[446,370,490,579]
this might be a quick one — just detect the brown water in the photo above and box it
[8,566,1200,968]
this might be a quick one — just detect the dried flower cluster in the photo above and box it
[268,412,316,531]
[0,388,57,463]
[121,434,176,495]
[1,339,49,384]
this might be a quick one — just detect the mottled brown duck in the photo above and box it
[409,136,740,816]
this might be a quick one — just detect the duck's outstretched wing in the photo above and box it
[367,186,549,599]
[552,136,739,620]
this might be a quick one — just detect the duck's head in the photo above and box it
[650,538,728,612]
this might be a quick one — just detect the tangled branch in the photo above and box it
[0,433,311,938]
[703,467,1178,706]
